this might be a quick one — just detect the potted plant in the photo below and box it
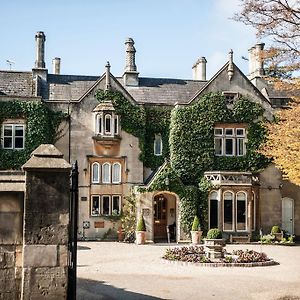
[204,228,225,259]
[271,225,283,241]
[135,215,146,245]
[190,216,202,244]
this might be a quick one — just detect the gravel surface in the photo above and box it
[77,242,300,300]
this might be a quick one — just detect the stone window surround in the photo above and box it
[90,194,121,216]
[1,120,25,150]
[91,161,122,184]
[214,123,247,157]
[154,133,163,156]
[95,112,119,136]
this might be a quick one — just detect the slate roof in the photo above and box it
[121,77,206,105]
[0,71,34,97]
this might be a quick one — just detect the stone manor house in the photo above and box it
[0,31,299,243]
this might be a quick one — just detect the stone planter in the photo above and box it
[135,231,146,245]
[204,238,226,259]
[191,231,203,244]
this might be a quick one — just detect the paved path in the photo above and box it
[77,242,300,300]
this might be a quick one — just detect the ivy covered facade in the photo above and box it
[1,32,299,241]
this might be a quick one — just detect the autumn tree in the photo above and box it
[235,0,300,185]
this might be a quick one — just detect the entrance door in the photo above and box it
[154,194,167,241]
[282,197,294,234]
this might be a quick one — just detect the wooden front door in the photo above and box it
[154,194,167,240]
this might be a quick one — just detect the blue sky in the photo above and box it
[0,0,258,79]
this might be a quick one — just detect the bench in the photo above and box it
[230,234,251,244]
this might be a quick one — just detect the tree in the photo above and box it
[235,0,300,185]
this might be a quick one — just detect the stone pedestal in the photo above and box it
[204,239,226,259]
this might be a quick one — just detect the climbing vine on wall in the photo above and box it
[95,90,171,169]
[0,101,65,169]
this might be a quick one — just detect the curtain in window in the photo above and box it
[102,163,111,183]
[112,163,121,183]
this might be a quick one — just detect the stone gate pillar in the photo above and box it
[21,144,71,300]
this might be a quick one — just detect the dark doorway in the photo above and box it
[154,194,167,241]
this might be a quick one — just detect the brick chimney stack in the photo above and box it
[123,38,139,86]
[35,31,46,69]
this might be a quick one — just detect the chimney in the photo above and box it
[123,38,139,86]
[248,43,265,80]
[192,57,207,80]
[52,57,61,74]
[105,61,111,91]
[35,31,46,69]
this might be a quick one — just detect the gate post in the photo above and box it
[22,144,71,299]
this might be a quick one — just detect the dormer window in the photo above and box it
[95,112,119,137]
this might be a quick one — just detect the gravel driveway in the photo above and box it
[77,242,300,300]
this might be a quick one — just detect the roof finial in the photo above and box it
[227,49,234,81]
[105,61,111,91]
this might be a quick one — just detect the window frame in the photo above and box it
[91,162,100,184]
[91,195,101,216]
[154,133,163,156]
[2,124,25,150]
[102,162,111,184]
[209,191,219,229]
[236,191,247,232]
[223,191,234,232]
[112,195,121,215]
[112,162,121,184]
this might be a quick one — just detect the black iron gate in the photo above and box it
[68,161,79,299]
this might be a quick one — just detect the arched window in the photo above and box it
[96,113,103,134]
[209,191,219,229]
[223,191,234,231]
[102,163,111,183]
[112,163,121,184]
[91,162,100,183]
[236,192,247,231]
[104,114,112,135]
[114,116,119,135]
[154,133,162,156]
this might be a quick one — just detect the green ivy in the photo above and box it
[0,101,65,169]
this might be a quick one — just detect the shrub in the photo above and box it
[191,216,200,231]
[271,225,281,234]
[207,228,222,239]
[136,216,146,231]
[260,234,275,243]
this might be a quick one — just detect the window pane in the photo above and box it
[15,126,24,137]
[214,138,222,155]
[154,134,162,156]
[237,138,245,156]
[98,115,102,134]
[112,196,120,215]
[3,137,12,148]
[236,193,246,231]
[225,139,233,155]
[105,115,111,134]
[236,128,245,136]
[102,163,111,183]
[4,125,12,137]
[210,193,218,229]
[102,196,110,215]
[225,128,233,136]
[114,116,118,135]
[112,163,121,183]
[224,192,233,231]
[91,196,100,215]
[92,163,99,183]
[214,128,223,136]
[14,137,24,149]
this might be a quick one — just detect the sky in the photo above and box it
[0,0,259,79]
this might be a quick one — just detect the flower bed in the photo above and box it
[162,246,277,267]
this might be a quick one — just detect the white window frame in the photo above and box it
[154,133,163,156]
[114,115,119,135]
[112,162,121,184]
[91,195,101,216]
[209,191,219,229]
[104,114,112,135]
[2,124,25,150]
[96,113,103,135]
[223,191,234,232]
[236,191,247,232]
[102,195,111,216]
[91,162,100,184]
[214,127,246,157]
[102,162,111,184]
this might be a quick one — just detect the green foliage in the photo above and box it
[121,191,137,236]
[271,225,281,234]
[191,216,200,231]
[95,90,170,168]
[207,228,222,239]
[136,215,146,231]
[170,93,269,185]
[0,101,65,169]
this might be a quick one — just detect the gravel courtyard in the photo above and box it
[77,242,300,300]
